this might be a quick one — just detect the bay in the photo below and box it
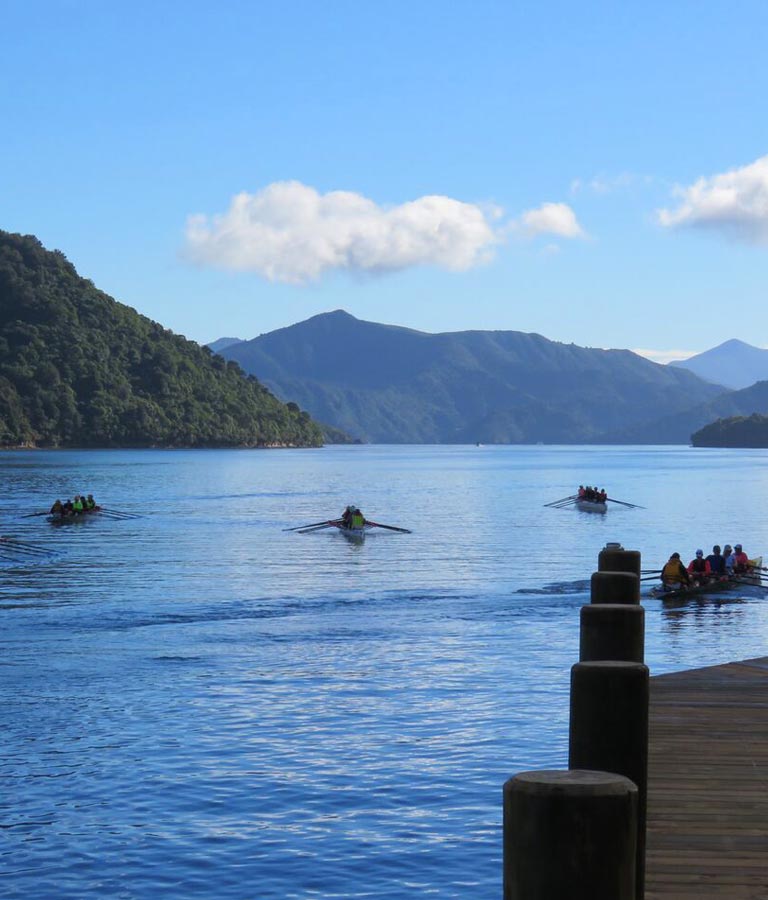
[1,445,768,899]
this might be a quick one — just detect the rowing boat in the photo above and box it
[47,509,101,525]
[336,523,368,540]
[576,499,607,514]
[650,556,763,600]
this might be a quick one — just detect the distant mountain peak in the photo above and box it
[214,312,723,444]
[671,339,768,390]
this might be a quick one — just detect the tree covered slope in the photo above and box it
[0,231,323,448]
[692,413,768,448]
[217,310,725,444]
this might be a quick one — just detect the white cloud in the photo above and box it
[631,348,697,365]
[516,202,586,239]
[658,155,768,243]
[184,181,501,283]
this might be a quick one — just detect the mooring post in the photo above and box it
[598,542,641,578]
[503,769,638,900]
[590,570,640,604]
[570,660,649,899]
[580,603,645,663]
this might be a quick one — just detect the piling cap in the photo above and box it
[604,542,624,551]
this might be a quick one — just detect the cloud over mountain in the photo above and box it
[658,154,768,244]
[185,181,500,283]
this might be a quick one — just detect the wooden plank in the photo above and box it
[646,657,768,898]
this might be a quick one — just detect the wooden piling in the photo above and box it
[503,769,638,900]
[570,660,649,899]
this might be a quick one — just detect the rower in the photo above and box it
[661,552,691,591]
[578,485,586,499]
[705,545,726,579]
[50,499,63,516]
[350,507,366,528]
[723,545,735,574]
[687,549,711,585]
[732,544,750,574]
[341,506,353,527]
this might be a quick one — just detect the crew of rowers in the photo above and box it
[578,485,608,502]
[340,505,366,528]
[49,494,98,517]
[660,544,752,590]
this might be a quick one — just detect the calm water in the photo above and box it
[2,445,768,899]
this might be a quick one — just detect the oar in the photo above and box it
[0,543,52,559]
[297,522,340,534]
[544,495,579,507]
[99,508,141,519]
[606,498,646,509]
[283,519,337,532]
[366,520,412,534]
[0,536,51,553]
[21,511,50,518]
[551,500,578,508]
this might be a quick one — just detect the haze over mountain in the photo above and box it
[670,339,768,390]
[212,310,725,444]
[0,231,323,448]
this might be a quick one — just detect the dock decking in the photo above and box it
[647,656,768,898]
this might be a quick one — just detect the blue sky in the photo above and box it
[2,1,768,360]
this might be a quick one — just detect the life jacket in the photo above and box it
[73,498,84,513]
[661,560,686,584]
[351,512,365,528]
[85,498,95,510]
[689,558,708,574]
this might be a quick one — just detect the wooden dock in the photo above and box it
[646,656,768,898]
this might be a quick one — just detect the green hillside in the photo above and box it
[0,231,323,448]
[692,413,768,448]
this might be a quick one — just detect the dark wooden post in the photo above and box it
[570,660,649,899]
[503,769,638,900]
[598,542,641,578]
[590,570,640,604]
[580,603,644,663]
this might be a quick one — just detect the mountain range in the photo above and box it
[211,311,728,444]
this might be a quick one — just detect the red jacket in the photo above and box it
[688,558,711,575]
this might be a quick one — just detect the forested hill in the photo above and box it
[215,310,726,444]
[0,231,323,448]
[691,413,768,448]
